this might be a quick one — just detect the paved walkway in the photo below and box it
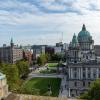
[59,75,68,97]
[28,73,64,80]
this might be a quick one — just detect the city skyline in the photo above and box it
[0,0,100,46]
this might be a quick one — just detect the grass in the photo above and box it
[39,69,57,74]
[19,78,61,97]
[48,63,58,67]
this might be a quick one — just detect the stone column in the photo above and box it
[79,67,81,79]
[81,67,83,79]
[91,68,93,79]
[68,67,70,79]
[96,68,99,78]
[68,88,71,97]
[86,68,88,79]
[71,68,73,79]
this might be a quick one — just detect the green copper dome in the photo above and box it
[78,24,90,38]
[0,72,5,80]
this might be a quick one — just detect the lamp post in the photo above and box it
[48,83,52,100]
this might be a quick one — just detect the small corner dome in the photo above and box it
[78,24,91,38]
[0,72,6,80]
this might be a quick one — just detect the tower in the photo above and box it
[68,33,80,63]
[10,38,14,47]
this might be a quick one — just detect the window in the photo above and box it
[70,89,72,92]
[88,82,91,87]
[74,82,77,87]
[83,81,85,87]
[74,73,77,79]
[86,56,88,59]
[88,73,91,78]
[93,73,96,78]
[88,68,90,71]
[83,73,86,79]
[74,68,77,71]
[74,60,77,63]
[83,68,85,71]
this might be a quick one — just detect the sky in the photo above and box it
[0,0,100,46]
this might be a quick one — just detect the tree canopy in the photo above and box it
[37,54,47,66]
[16,60,29,78]
[80,79,100,100]
[0,60,30,91]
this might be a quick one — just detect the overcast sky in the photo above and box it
[0,0,100,46]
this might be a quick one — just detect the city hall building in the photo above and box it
[67,24,100,97]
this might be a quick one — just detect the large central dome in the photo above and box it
[78,24,91,38]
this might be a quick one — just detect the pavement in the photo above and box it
[59,75,68,97]
[28,73,64,80]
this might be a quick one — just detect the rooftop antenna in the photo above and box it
[60,32,63,43]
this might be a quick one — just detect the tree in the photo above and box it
[37,54,47,66]
[45,53,51,61]
[51,54,63,62]
[1,64,20,91]
[0,61,29,91]
[16,60,29,78]
[37,56,42,66]
[80,79,100,100]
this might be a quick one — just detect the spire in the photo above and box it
[10,38,14,47]
[11,38,13,44]
[74,33,76,36]
[82,24,86,31]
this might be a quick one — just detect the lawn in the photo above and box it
[19,78,61,97]
[48,63,58,67]
[39,69,57,74]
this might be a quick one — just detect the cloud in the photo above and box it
[0,0,39,13]
[0,0,100,46]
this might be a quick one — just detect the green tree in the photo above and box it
[80,79,100,100]
[37,54,47,66]
[51,54,62,62]
[1,64,20,91]
[37,56,42,66]
[16,60,29,78]
[45,53,51,61]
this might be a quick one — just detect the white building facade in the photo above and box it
[67,24,100,97]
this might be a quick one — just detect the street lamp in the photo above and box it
[48,83,52,100]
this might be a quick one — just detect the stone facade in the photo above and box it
[6,94,67,100]
[0,39,23,64]
[0,73,8,99]
[67,24,100,97]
